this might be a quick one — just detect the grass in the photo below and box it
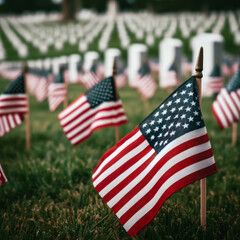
[0,73,240,240]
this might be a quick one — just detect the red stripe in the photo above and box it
[110,134,210,214]
[211,104,224,129]
[119,148,214,226]
[217,96,231,127]
[127,164,217,236]
[0,97,27,102]
[230,92,240,117]
[222,92,238,122]
[93,127,140,175]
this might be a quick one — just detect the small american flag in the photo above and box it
[48,69,67,112]
[58,76,127,146]
[116,67,127,89]
[93,76,217,236]
[34,70,49,103]
[135,61,157,100]
[161,61,180,88]
[0,164,7,186]
[204,63,223,96]
[212,70,240,129]
[81,63,100,89]
[26,69,40,95]
[0,74,28,137]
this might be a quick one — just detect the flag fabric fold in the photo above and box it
[0,74,28,137]
[58,76,127,146]
[0,164,8,186]
[212,70,240,129]
[93,76,217,236]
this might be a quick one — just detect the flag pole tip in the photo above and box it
[194,46,203,79]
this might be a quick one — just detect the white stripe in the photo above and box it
[0,107,28,114]
[231,91,240,112]
[71,128,92,145]
[212,101,228,128]
[0,94,26,100]
[59,95,87,119]
[14,114,22,124]
[123,156,215,231]
[0,100,27,107]
[99,148,155,197]
[222,89,239,119]
[2,115,10,132]
[92,130,142,179]
[8,114,15,128]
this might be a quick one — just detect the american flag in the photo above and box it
[135,61,157,100]
[0,74,28,138]
[212,70,240,129]
[58,76,127,146]
[116,67,127,89]
[0,67,21,81]
[93,76,217,236]
[34,70,49,103]
[0,163,7,186]
[81,62,100,89]
[161,61,180,88]
[204,63,223,96]
[48,69,67,112]
[26,69,40,95]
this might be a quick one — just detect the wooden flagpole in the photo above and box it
[193,46,206,230]
[113,58,120,143]
[232,122,237,146]
[23,63,31,151]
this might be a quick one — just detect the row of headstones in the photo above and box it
[1,33,229,97]
[3,11,240,60]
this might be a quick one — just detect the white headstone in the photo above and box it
[104,48,121,77]
[68,54,81,82]
[191,33,224,96]
[84,51,99,72]
[159,38,183,88]
[128,43,148,85]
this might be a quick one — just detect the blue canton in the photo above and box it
[86,76,117,108]
[4,74,25,94]
[139,76,205,154]
[226,70,240,93]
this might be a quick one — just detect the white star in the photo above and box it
[168,123,174,129]
[150,135,155,140]
[188,116,194,122]
[180,90,186,95]
[173,92,178,97]
[166,116,171,121]
[185,107,191,112]
[146,129,151,134]
[164,140,168,145]
[159,141,163,146]
[157,118,163,124]
[167,101,172,106]
[158,133,162,138]
[186,83,192,87]
[196,121,201,126]
[154,127,159,132]
[170,107,176,113]
[170,131,176,136]
[188,91,194,96]
[176,122,181,127]
[162,124,167,130]
[174,114,179,119]
[183,98,189,103]
[154,112,159,117]
[183,123,189,128]
[160,104,165,109]
[191,101,196,106]
[154,142,158,147]
[193,111,199,116]
[164,131,169,137]
[181,114,186,119]
[162,109,167,115]
[150,120,155,125]
[178,106,184,111]
[142,123,147,128]
[175,98,181,104]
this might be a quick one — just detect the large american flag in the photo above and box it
[81,63,100,89]
[0,163,7,186]
[93,76,217,236]
[48,69,67,112]
[58,76,127,146]
[0,74,28,138]
[212,70,240,129]
[135,62,157,100]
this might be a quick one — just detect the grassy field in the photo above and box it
[0,74,240,240]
